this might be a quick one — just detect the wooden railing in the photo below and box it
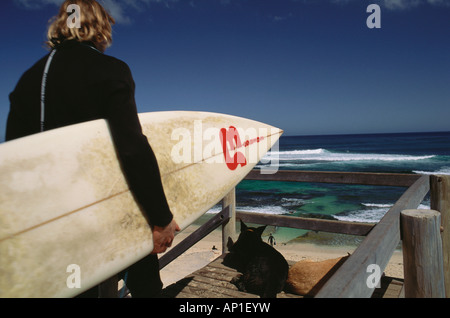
[91,170,447,298]
[157,170,450,298]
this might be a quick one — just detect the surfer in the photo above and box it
[268,233,276,247]
[6,0,179,297]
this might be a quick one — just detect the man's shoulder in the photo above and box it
[93,52,133,81]
[101,53,129,70]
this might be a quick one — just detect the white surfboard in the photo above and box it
[0,111,282,297]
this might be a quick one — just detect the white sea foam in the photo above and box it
[334,203,431,223]
[361,203,392,208]
[334,208,386,223]
[263,148,435,162]
[413,167,450,175]
[206,205,287,215]
[268,148,326,156]
[280,197,306,206]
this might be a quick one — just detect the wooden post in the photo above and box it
[431,175,450,297]
[401,209,445,298]
[222,188,236,254]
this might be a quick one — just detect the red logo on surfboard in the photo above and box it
[220,126,264,171]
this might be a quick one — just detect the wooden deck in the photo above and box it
[160,255,404,298]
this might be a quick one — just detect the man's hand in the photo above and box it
[151,219,181,254]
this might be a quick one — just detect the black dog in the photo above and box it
[223,221,289,298]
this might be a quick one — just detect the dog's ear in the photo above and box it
[240,220,248,232]
[227,237,235,250]
[256,225,267,237]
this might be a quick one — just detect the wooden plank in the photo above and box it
[184,277,252,298]
[162,257,254,298]
[278,291,303,298]
[371,277,404,298]
[192,273,238,289]
[315,175,429,298]
[401,209,445,298]
[237,211,374,236]
[189,276,254,298]
[245,170,421,187]
[222,190,236,254]
[192,261,254,297]
[173,280,226,298]
[160,280,201,298]
[166,276,228,298]
[430,175,450,297]
[192,257,262,297]
[193,266,238,284]
[159,207,230,270]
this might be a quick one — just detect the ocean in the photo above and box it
[208,131,450,244]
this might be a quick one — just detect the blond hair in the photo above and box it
[46,0,115,52]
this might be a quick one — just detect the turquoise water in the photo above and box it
[235,180,408,243]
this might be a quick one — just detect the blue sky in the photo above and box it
[1,0,449,140]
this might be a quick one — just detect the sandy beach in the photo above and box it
[159,218,404,288]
